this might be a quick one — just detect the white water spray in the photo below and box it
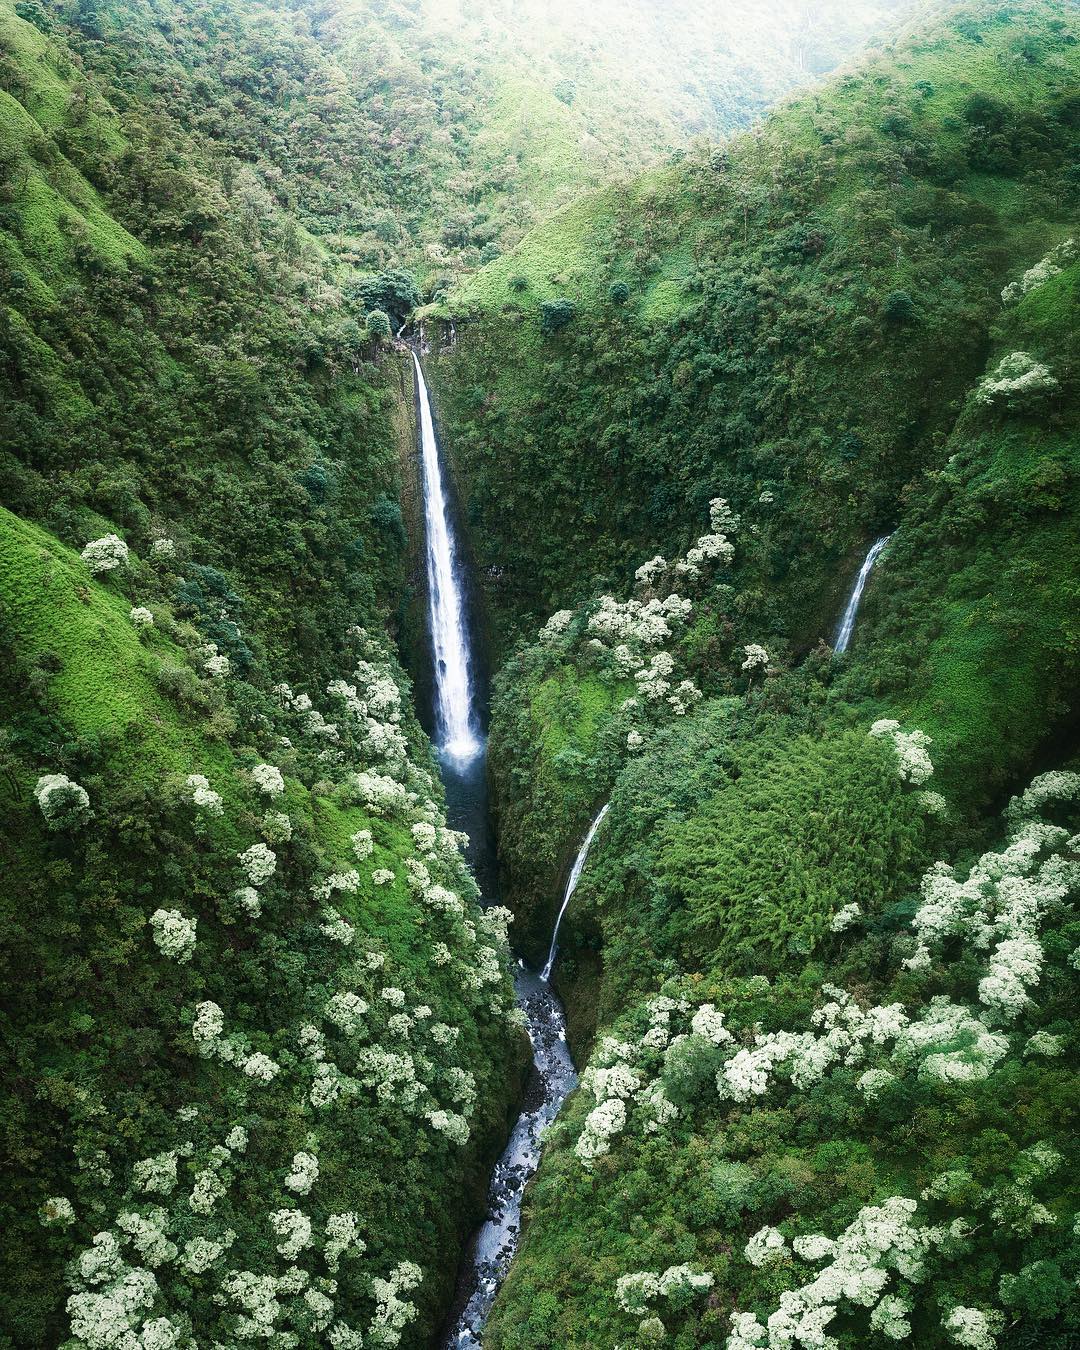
[541,803,610,983]
[834,535,891,654]
[413,350,482,763]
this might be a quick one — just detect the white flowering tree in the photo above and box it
[34,773,91,830]
[553,769,1080,1346]
[81,533,129,574]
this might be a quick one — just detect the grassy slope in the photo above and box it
[0,5,138,276]
[0,507,232,781]
[433,0,1078,651]
[0,511,526,1346]
[0,0,411,688]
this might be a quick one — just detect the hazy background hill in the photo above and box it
[6,0,919,285]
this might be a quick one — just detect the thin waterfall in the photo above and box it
[834,535,891,654]
[413,350,482,762]
[541,803,610,982]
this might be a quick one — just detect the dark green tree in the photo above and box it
[540,298,576,334]
[883,289,916,324]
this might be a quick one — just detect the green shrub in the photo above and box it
[540,298,577,334]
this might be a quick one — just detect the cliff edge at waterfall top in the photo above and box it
[2,1,1079,1348]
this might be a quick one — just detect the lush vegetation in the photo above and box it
[487,773,1080,1349]
[1,508,528,1346]
[3,0,1079,1345]
[3,0,916,295]
[422,3,1080,1346]
[433,0,1079,655]
[0,0,535,1342]
[441,0,1080,966]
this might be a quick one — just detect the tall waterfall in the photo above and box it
[413,350,481,762]
[412,347,593,1347]
[541,803,610,982]
[834,535,891,654]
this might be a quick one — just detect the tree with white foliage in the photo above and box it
[943,1306,1003,1349]
[269,1210,312,1259]
[284,1151,319,1195]
[745,1225,788,1267]
[34,774,91,829]
[81,534,129,574]
[185,773,223,816]
[974,351,1058,409]
[238,842,276,886]
[148,909,196,963]
[869,719,934,785]
[251,763,285,797]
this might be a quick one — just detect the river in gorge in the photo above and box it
[409,349,606,1346]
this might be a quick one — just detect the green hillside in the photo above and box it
[433,0,1079,652]
[421,5,1080,1345]
[4,0,916,290]
[0,506,527,1345]
[2,0,1079,1346]
[0,0,530,1342]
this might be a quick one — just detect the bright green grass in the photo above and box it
[0,508,228,781]
[0,509,433,887]
[0,90,143,277]
[0,4,141,280]
[0,0,126,149]
[453,188,619,316]
[478,75,588,203]
[532,667,624,763]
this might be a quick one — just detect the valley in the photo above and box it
[1,0,1078,1347]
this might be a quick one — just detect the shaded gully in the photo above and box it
[409,349,608,1346]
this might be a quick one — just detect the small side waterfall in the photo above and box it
[834,535,891,654]
[413,351,482,763]
[541,803,610,982]
[445,810,609,1346]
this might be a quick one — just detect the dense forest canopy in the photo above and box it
[0,0,1078,1347]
